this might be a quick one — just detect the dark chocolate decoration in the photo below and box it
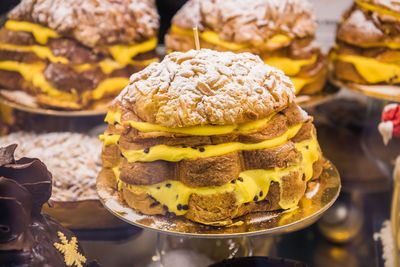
[0,144,17,166]
[0,144,96,266]
[0,177,32,243]
[1,157,52,217]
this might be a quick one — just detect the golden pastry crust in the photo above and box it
[171,0,316,44]
[8,0,159,47]
[337,5,400,47]
[115,49,295,128]
[118,162,323,226]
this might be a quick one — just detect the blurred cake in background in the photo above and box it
[165,0,327,95]
[0,132,124,229]
[331,0,400,86]
[0,144,99,266]
[0,0,159,110]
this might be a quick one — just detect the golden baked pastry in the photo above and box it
[99,49,325,226]
[331,0,400,85]
[165,0,327,96]
[0,0,159,110]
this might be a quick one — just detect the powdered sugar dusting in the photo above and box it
[374,220,394,267]
[0,132,102,201]
[172,0,316,43]
[8,0,159,47]
[337,9,385,44]
[249,213,278,224]
[118,49,295,127]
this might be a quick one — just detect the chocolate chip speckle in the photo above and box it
[177,204,182,210]
[144,147,150,153]
[253,195,259,201]
[182,205,189,210]
[199,147,205,152]
[259,191,263,197]
[238,177,244,182]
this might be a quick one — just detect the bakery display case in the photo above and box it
[0,0,398,266]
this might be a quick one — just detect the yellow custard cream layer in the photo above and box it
[0,42,158,74]
[333,53,400,84]
[291,76,319,94]
[263,54,317,76]
[355,0,400,19]
[120,123,302,162]
[0,60,129,100]
[104,110,277,136]
[4,20,158,66]
[170,25,291,50]
[0,43,67,63]
[121,133,320,215]
[5,20,60,44]
[0,60,75,99]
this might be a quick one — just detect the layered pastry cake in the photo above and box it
[0,132,123,229]
[165,0,327,95]
[99,49,325,226]
[331,0,400,86]
[0,0,159,110]
[0,144,98,266]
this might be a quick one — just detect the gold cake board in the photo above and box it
[0,89,108,116]
[330,78,400,102]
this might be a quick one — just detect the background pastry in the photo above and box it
[331,0,400,85]
[0,0,159,110]
[165,0,327,95]
[0,132,124,229]
[0,144,98,266]
[100,49,325,226]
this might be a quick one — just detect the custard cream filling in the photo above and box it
[4,20,158,66]
[120,133,320,215]
[170,25,292,50]
[0,60,129,101]
[355,0,400,19]
[357,41,400,50]
[290,76,320,94]
[263,54,317,76]
[332,52,400,83]
[119,123,302,162]
[0,42,158,74]
[5,20,60,44]
[104,110,277,136]
[0,60,75,99]
[0,43,68,63]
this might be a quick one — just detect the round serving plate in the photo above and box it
[97,159,341,238]
[0,90,108,116]
[329,78,400,102]
[295,83,340,108]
